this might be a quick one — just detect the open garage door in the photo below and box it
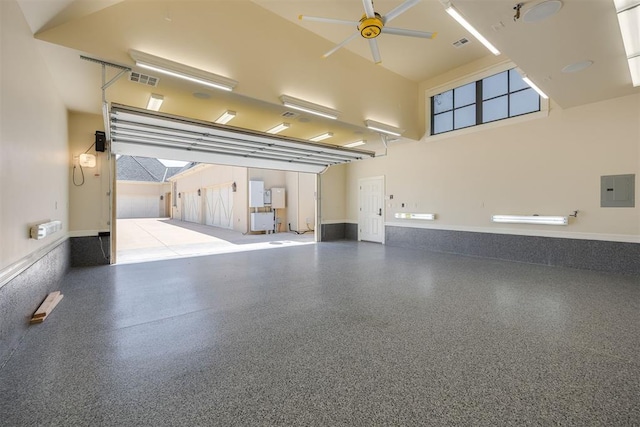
[109,104,374,174]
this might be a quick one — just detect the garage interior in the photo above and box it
[1,0,639,425]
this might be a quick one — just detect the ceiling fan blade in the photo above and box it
[368,39,382,64]
[362,0,376,18]
[323,32,360,58]
[299,15,358,26]
[383,0,421,24]
[382,27,436,39]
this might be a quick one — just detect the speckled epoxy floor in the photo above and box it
[1,242,639,425]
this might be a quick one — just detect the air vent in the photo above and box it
[452,38,470,48]
[281,111,300,119]
[129,71,159,87]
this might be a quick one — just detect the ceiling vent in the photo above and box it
[452,38,470,48]
[281,111,300,119]
[129,71,159,87]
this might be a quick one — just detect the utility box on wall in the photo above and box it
[271,188,285,209]
[249,180,265,208]
[250,212,274,231]
[601,174,635,207]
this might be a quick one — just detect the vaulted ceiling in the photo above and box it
[16,0,639,154]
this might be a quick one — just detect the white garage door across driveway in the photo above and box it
[117,195,160,218]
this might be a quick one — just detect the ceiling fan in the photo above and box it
[299,0,436,64]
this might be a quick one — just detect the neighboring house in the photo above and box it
[116,156,191,218]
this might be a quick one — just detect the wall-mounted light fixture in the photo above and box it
[344,140,366,148]
[364,119,403,136]
[309,132,333,142]
[394,213,436,220]
[215,110,236,124]
[266,123,290,134]
[79,153,96,168]
[522,75,549,99]
[129,49,238,91]
[614,0,640,86]
[442,1,501,55]
[280,95,339,120]
[197,188,201,196]
[146,93,164,111]
[491,215,568,225]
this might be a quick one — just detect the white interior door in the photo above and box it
[205,184,234,229]
[359,176,384,243]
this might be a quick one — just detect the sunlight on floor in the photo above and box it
[116,218,315,264]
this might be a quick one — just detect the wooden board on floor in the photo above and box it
[30,292,63,324]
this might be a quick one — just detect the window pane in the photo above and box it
[482,96,508,123]
[433,111,453,134]
[510,88,539,116]
[483,71,508,100]
[454,82,475,107]
[454,105,475,129]
[433,91,453,113]
[509,69,528,92]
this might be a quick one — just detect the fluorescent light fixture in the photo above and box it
[492,215,568,225]
[266,123,290,134]
[344,140,366,148]
[129,49,237,91]
[444,2,500,55]
[614,0,640,86]
[395,213,436,220]
[522,76,549,99]
[309,132,333,142]
[215,110,236,125]
[364,119,403,136]
[146,93,164,111]
[280,95,339,120]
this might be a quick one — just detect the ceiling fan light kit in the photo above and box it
[129,49,238,92]
[300,0,435,64]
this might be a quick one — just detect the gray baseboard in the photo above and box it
[321,223,358,241]
[386,226,640,275]
[70,236,110,267]
[0,239,70,365]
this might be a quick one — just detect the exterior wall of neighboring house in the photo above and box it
[116,181,171,218]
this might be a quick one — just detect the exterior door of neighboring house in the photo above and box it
[182,191,201,223]
[204,183,234,229]
[358,176,385,243]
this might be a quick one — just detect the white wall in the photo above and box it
[68,112,110,236]
[319,164,347,224]
[0,0,69,271]
[344,93,640,242]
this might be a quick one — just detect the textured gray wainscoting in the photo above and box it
[321,223,358,241]
[70,236,110,267]
[386,226,640,275]
[0,239,70,365]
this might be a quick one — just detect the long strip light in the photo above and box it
[129,50,237,91]
[215,110,236,124]
[146,93,164,111]
[344,140,366,148]
[492,215,568,225]
[266,123,290,134]
[309,132,333,142]
[443,2,500,56]
[280,95,340,120]
[364,119,403,136]
[395,213,436,220]
[614,0,640,86]
[522,75,549,99]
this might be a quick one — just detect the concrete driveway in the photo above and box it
[116,218,315,264]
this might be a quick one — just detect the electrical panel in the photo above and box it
[249,180,264,207]
[271,188,285,209]
[251,212,274,231]
[601,174,635,207]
